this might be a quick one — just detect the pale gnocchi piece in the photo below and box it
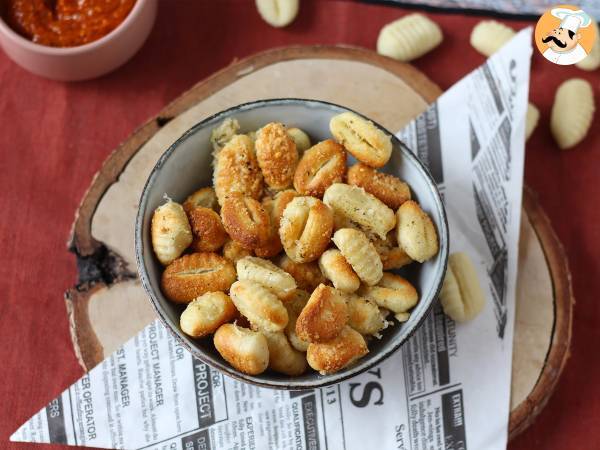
[550,78,595,150]
[279,196,334,263]
[576,21,600,71]
[377,13,442,62]
[396,200,439,262]
[526,103,540,141]
[256,0,299,28]
[213,134,263,205]
[210,118,240,152]
[151,200,193,265]
[183,187,219,213]
[222,240,253,264]
[221,193,271,249]
[324,183,396,240]
[329,112,392,168]
[347,163,411,209]
[440,252,486,322]
[395,312,410,322]
[264,331,308,376]
[284,290,311,352]
[332,228,383,286]
[255,122,298,190]
[180,292,237,338]
[318,249,360,293]
[214,324,269,375]
[359,272,419,313]
[306,326,368,375]
[296,284,348,343]
[277,255,326,292]
[229,280,289,332]
[287,127,311,153]
[293,139,347,198]
[345,294,389,337]
[236,256,297,299]
[470,20,515,56]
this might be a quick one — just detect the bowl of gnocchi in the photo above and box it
[135,98,449,389]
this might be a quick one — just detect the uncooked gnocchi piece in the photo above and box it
[210,118,240,152]
[221,193,271,249]
[332,228,383,286]
[187,207,228,252]
[440,252,486,322]
[377,13,443,62]
[222,240,253,264]
[296,284,348,343]
[180,292,237,338]
[161,253,236,303]
[183,187,219,213]
[255,122,298,190]
[284,290,311,352]
[287,127,311,153]
[330,112,392,168]
[277,255,326,292]
[264,331,308,375]
[550,78,595,150]
[347,163,411,209]
[229,280,289,332]
[256,0,299,28]
[213,134,263,205]
[151,200,193,265]
[293,139,346,197]
[324,183,395,240]
[237,256,296,299]
[470,20,515,56]
[526,103,540,141]
[576,21,600,71]
[396,200,439,262]
[306,326,368,375]
[359,272,418,313]
[319,249,360,293]
[214,324,269,375]
[279,196,334,263]
[345,294,389,337]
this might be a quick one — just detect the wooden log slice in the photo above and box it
[64,46,573,441]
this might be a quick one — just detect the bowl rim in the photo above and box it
[0,0,149,55]
[135,98,449,389]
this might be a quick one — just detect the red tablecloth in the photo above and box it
[0,1,598,449]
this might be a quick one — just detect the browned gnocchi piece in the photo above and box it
[229,280,289,332]
[306,326,369,374]
[296,284,348,343]
[284,290,311,352]
[372,232,413,270]
[358,273,419,313]
[180,292,237,338]
[347,163,411,209]
[221,193,271,249]
[222,239,253,264]
[318,249,360,293]
[254,190,298,257]
[255,122,298,190]
[183,187,219,213]
[277,255,326,292]
[151,200,193,266]
[293,139,346,198]
[264,331,308,376]
[214,324,269,375]
[187,206,228,252]
[345,293,389,337]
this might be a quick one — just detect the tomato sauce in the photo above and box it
[2,0,136,47]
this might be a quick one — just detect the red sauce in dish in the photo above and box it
[3,0,136,47]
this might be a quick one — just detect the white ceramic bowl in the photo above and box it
[0,0,157,81]
[136,99,449,389]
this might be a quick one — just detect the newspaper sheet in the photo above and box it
[11,28,532,450]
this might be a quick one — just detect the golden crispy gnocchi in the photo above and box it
[330,112,392,168]
[323,183,395,240]
[293,139,346,197]
[284,290,311,352]
[236,256,296,299]
[358,273,419,313]
[306,326,368,375]
[222,239,253,264]
[161,253,236,303]
[377,13,443,62]
[396,200,439,262]
[183,187,219,213]
[210,118,240,152]
[229,280,289,332]
[347,163,411,209]
[277,255,326,292]
[345,294,389,337]
[214,324,269,375]
[279,196,334,263]
[187,207,228,252]
[318,249,360,293]
[221,193,271,249]
[332,228,383,286]
[440,252,486,322]
[287,127,311,153]
[151,199,193,266]
[255,122,298,190]
[296,284,348,343]
[254,190,297,257]
[264,331,308,375]
[372,232,413,270]
[180,292,237,338]
[213,134,263,205]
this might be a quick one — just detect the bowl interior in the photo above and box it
[136,99,448,389]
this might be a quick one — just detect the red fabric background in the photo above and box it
[0,1,598,449]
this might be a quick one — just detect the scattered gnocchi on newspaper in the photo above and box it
[150,114,442,376]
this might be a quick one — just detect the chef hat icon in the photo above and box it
[551,8,592,33]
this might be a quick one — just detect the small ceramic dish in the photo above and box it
[0,0,157,81]
[135,99,449,389]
